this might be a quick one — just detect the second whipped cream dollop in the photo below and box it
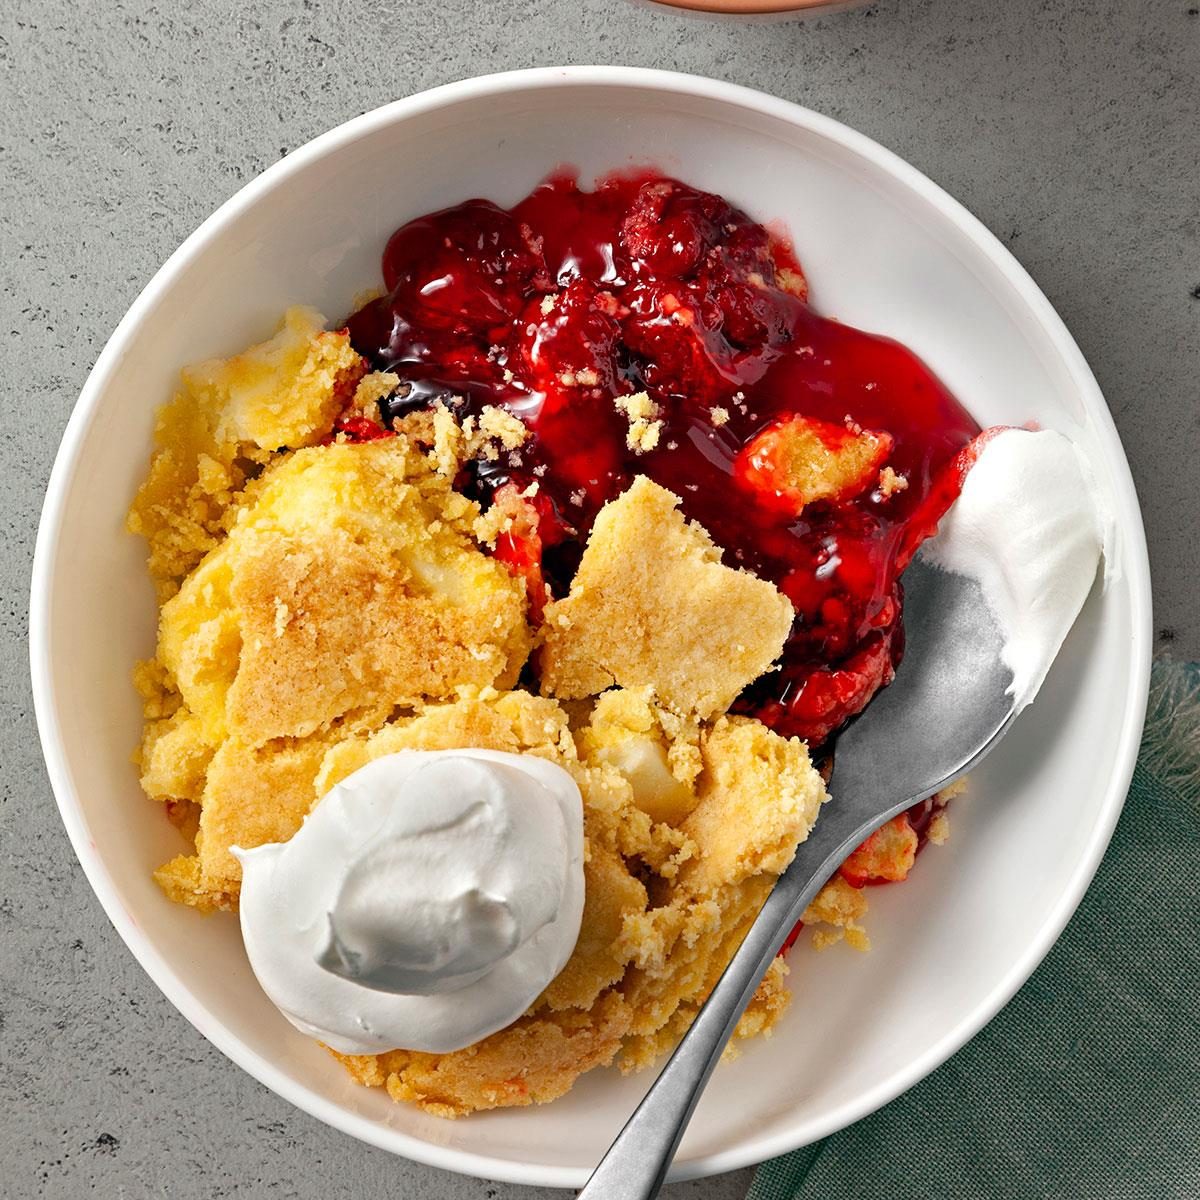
[236,749,585,1055]
[923,427,1106,710]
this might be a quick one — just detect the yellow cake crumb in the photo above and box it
[138,710,213,803]
[576,688,703,826]
[840,813,919,885]
[804,874,871,951]
[774,265,808,300]
[431,402,529,477]
[927,809,951,845]
[613,391,664,454]
[878,465,909,498]
[347,370,400,427]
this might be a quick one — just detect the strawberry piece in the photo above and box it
[839,812,920,888]
[779,920,806,957]
[324,414,394,444]
[489,482,552,621]
[619,179,726,279]
[753,632,895,748]
[735,415,893,515]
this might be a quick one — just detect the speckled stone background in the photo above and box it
[2,0,1197,1196]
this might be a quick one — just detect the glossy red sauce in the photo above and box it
[344,170,980,747]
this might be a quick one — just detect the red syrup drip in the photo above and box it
[344,170,982,748]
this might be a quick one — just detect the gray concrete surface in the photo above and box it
[2,0,1197,1196]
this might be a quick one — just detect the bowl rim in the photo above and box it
[30,64,1153,1188]
[648,0,859,14]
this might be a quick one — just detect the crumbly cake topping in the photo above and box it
[774,264,809,300]
[431,401,529,477]
[130,302,953,1120]
[347,370,401,424]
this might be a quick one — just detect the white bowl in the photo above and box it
[31,67,1151,1188]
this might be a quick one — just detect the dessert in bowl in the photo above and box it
[31,68,1150,1185]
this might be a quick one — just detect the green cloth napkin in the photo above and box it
[749,658,1200,1200]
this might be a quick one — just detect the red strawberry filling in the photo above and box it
[343,170,981,751]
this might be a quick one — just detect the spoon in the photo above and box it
[578,554,1022,1198]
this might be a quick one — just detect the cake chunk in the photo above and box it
[157,439,532,745]
[128,307,364,597]
[180,306,364,451]
[315,688,575,796]
[575,688,702,826]
[539,477,794,718]
[138,709,214,804]
[680,716,826,892]
[332,991,633,1118]
[735,414,893,516]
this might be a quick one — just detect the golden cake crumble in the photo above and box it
[127,307,365,600]
[318,687,824,1116]
[130,306,951,1119]
[156,438,530,748]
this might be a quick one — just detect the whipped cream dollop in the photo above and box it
[235,749,585,1055]
[922,427,1106,710]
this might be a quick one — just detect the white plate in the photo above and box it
[30,67,1151,1187]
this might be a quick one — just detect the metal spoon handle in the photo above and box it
[577,810,873,1200]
